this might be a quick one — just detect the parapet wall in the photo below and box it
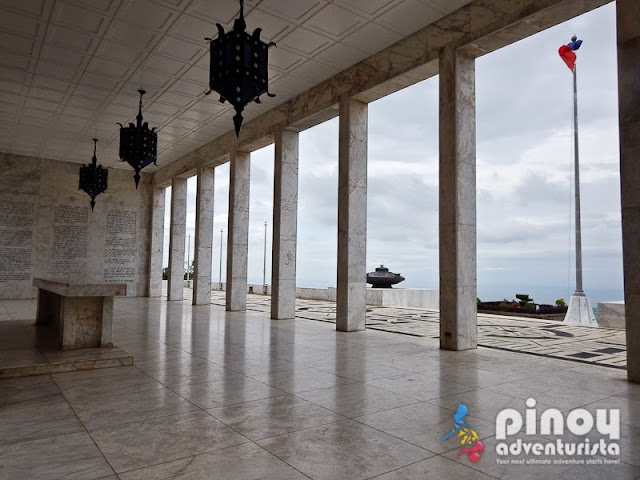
[597,301,625,329]
[245,284,439,310]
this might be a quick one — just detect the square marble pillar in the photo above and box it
[271,129,299,320]
[167,177,187,301]
[148,186,165,297]
[226,151,250,311]
[336,97,368,332]
[193,167,214,305]
[618,0,640,382]
[439,46,477,351]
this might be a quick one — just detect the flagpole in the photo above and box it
[561,34,596,326]
[572,63,584,296]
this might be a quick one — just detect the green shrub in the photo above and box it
[516,294,534,307]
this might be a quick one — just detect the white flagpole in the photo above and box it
[572,62,584,296]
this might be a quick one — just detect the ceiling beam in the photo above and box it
[152,0,611,187]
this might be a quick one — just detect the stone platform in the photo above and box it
[0,299,133,379]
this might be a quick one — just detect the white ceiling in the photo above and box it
[0,0,471,171]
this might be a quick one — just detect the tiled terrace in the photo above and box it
[0,294,638,479]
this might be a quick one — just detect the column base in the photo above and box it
[563,295,598,326]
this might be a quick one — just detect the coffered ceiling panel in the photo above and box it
[0,0,472,169]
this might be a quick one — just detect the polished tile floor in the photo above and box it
[2,295,640,479]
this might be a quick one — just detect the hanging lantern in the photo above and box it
[206,0,276,137]
[79,138,108,211]
[118,89,157,188]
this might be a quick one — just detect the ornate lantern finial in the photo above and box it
[206,0,276,137]
[118,89,158,188]
[79,138,108,210]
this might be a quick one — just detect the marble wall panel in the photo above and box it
[0,154,152,299]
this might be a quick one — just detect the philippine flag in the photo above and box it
[559,37,583,71]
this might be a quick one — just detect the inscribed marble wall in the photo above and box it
[0,153,152,299]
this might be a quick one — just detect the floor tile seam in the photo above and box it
[132,368,230,412]
[251,441,316,480]
[150,373,250,389]
[292,387,425,420]
[86,409,247,443]
[581,392,639,408]
[476,384,616,411]
[357,380,451,403]
[84,370,182,395]
[165,378,290,408]
[480,374,625,400]
[345,415,443,456]
[239,372,354,395]
[350,404,497,443]
[530,380,633,399]
[315,370,416,383]
[134,358,236,378]
[49,375,118,477]
[433,452,502,480]
[363,458,431,480]
[114,439,258,478]
[206,410,348,444]
[0,413,89,448]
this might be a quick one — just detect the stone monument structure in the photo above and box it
[366,265,405,289]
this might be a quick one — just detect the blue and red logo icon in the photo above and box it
[441,402,484,463]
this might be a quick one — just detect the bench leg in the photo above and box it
[60,296,76,350]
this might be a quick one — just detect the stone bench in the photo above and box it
[33,278,126,350]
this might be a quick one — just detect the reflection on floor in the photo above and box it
[210,291,628,370]
[1,294,639,479]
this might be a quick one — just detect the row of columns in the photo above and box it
[154,73,476,344]
[153,130,303,321]
[152,59,479,343]
[150,0,640,382]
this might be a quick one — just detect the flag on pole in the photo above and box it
[558,36,583,71]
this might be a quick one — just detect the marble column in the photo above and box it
[336,97,368,332]
[193,167,214,305]
[438,45,477,350]
[618,0,640,382]
[226,150,250,311]
[271,129,299,320]
[167,177,187,301]
[148,186,165,297]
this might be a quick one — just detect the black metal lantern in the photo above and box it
[118,89,157,188]
[206,0,276,137]
[79,139,108,211]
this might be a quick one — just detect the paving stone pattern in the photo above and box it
[209,291,627,370]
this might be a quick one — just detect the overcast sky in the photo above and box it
[165,3,623,305]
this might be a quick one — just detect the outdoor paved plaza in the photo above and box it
[210,291,628,370]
